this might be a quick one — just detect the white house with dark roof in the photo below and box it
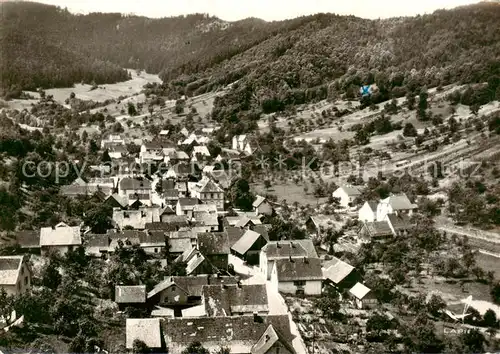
[112,207,161,230]
[0,256,31,296]
[190,178,224,210]
[376,192,418,221]
[176,198,200,217]
[40,222,82,256]
[332,185,362,208]
[118,177,152,205]
[358,200,378,222]
[270,257,323,295]
[232,134,254,155]
[252,195,273,216]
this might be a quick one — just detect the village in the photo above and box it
[1,116,499,353]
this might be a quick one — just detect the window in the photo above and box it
[24,276,28,285]
[154,248,158,253]
[124,212,129,218]
[171,286,176,292]
[21,267,24,275]
[293,280,306,286]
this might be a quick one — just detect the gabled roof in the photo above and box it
[162,315,294,353]
[251,324,296,354]
[202,284,268,317]
[148,275,238,299]
[362,221,393,237]
[186,250,206,274]
[349,282,371,300]
[16,231,40,248]
[381,193,417,210]
[261,241,308,259]
[40,223,81,247]
[274,258,323,281]
[168,238,192,254]
[193,145,210,156]
[192,203,218,214]
[119,178,152,191]
[235,216,254,228]
[126,318,162,349]
[139,231,165,246]
[0,256,25,285]
[200,179,223,193]
[198,232,230,255]
[322,257,355,284]
[337,185,362,196]
[364,200,378,212]
[226,226,245,248]
[252,225,270,242]
[308,215,342,230]
[386,213,414,231]
[194,213,219,227]
[178,198,200,209]
[115,285,146,303]
[106,194,128,208]
[252,195,267,208]
[231,230,264,255]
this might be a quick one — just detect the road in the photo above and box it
[229,255,309,354]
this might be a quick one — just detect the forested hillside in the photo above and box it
[0,1,303,97]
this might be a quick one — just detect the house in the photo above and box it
[40,223,82,256]
[159,130,169,137]
[140,141,164,154]
[322,257,359,291]
[115,285,146,310]
[358,201,378,222]
[180,127,190,137]
[260,240,318,280]
[0,256,31,296]
[101,134,125,149]
[147,275,238,316]
[176,198,200,217]
[252,195,273,216]
[166,237,192,257]
[376,193,418,221]
[359,221,394,242]
[230,230,268,265]
[385,213,414,236]
[202,283,268,317]
[192,145,211,158]
[191,178,224,210]
[139,231,166,254]
[332,185,362,208]
[60,178,113,198]
[118,177,152,205]
[126,318,162,350]
[176,248,211,275]
[162,314,295,354]
[270,257,323,296]
[197,232,230,271]
[232,135,254,155]
[192,213,220,232]
[348,282,377,309]
[112,207,161,230]
[105,194,128,209]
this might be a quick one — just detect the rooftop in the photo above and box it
[231,230,264,255]
[198,232,230,255]
[0,256,24,285]
[40,223,82,247]
[349,282,371,300]
[274,257,323,281]
[148,275,238,299]
[202,284,268,317]
[115,285,146,304]
[323,257,355,284]
[381,193,417,210]
[126,318,162,349]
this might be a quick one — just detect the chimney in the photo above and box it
[303,257,308,263]
[289,255,294,262]
[253,312,262,323]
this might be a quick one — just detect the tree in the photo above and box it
[403,316,444,353]
[417,89,428,120]
[101,149,112,163]
[314,295,340,320]
[491,282,500,305]
[41,260,61,290]
[366,312,393,334]
[83,204,113,233]
[132,339,150,354]
[403,122,418,137]
[483,309,497,328]
[406,92,416,110]
[0,289,16,325]
[427,294,446,317]
[264,179,271,191]
[128,102,137,116]
[148,105,154,116]
[181,341,209,354]
[459,329,485,353]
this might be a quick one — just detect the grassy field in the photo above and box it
[252,179,328,206]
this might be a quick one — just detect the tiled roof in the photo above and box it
[16,231,40,248]
[115,285,146,303]
[365,200,378,212]
[139,231,166,246]
[363,221,393,237]
[119,177,152,191]
[126,318,162,349]
[226,226,245,248]
[231,230,264,255]
[381,193,417,210]
[323,257,355,284]
[203,284,268,317]
[261,241,308,259]
[148,275,238,299]
[274,258,323,281]
[193,213,219,227]
[162,315,293,353]
[198,232,230,255]
[200,179,223,193]
[386,213,413,231]
[40,223,81,247]
[168,238,192,254]
[338,185,362,196]
[178,198,200,208]
[0,256,24,285]
[252,225,269,241]
[251,324,296,354]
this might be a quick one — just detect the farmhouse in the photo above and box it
[270,257,323,296]
[0,256,31,296]
[230,229,268,265]
[202,283,269,317]
[252,195,273,216]
[322,256,359,291]
[115,285,147,310]
[348,282,377,309]
[359,221,394,242]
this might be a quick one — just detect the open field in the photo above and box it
[252,179,328,206]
